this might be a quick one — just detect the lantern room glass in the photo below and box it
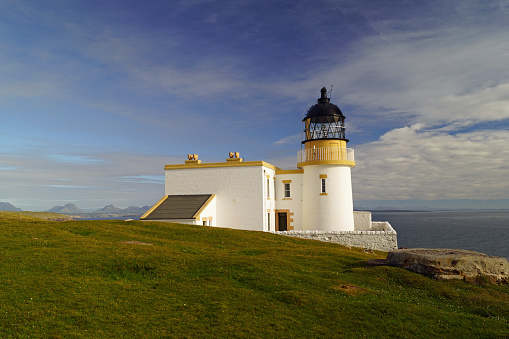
[303,114,346,142]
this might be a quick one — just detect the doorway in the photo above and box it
[278,212,287,231]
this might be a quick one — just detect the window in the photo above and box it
[284,183,291,198]
[274,179,277,200]
[267,212,270,231]
[267,177,270,199]
[321,178,326,194]
[203,221,207,226]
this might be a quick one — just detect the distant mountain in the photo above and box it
[48,203,85,214]
[47,203,150,217]
[354,205,432,212]
[123,205,151,214]
[92,205,150,216]
[94,204,123,214]
[0,202,23,212]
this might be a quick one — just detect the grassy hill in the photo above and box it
[0,215,507,338]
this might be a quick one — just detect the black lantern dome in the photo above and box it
[302,87,347,143]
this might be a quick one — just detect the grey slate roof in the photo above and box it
[141,194,213,220]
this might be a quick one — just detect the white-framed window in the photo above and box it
[267,212,270,231]
[284,183,291,198]
[321,178,326,194]
[267,177,270,198]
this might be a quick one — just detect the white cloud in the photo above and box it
[353,126,509,200]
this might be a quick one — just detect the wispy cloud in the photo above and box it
[273,133,301,146]
[116,175,165,184]
[49,154,106,164]
[0,151,177,210]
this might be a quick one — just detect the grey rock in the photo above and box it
[386,248,509,284]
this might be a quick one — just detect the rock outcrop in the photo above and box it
[386,248,509,284]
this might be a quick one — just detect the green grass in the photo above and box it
[0,215,507,338]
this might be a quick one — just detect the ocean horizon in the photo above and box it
[372,210,509,260]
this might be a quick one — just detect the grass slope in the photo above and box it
[0,216,507,338]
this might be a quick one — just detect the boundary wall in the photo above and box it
[273,221,397,252]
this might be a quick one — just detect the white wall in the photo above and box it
[302,165,355,231]
[353,211,372,231]
[165,164,275,231]
[274,173,303,230]
[196,196,216,226]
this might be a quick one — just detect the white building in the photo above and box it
[142,88,397,251]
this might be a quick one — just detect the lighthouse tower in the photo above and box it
[298,87,356,231]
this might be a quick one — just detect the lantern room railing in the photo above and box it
[297,147,354,163]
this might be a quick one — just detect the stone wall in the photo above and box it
[273,222,398,252]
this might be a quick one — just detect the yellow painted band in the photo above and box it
[165,161,277,171]
[319,174,327,179]
[304,139,347,149]
[297,160,355,168]
[282,180,292,183]
[275,169,303,175]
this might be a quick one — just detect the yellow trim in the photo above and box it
[275,169,303,175]
[165,161,277,171]
[320,193,328,196]
[319,174,327,179]
[282,180,292,183]
[266,174,270,178]
[185,160,201,164]
[226,158,243,162]
[192,194,216,220]
[282,198,292,200]
[304,139,347,149]
[297,160,355,168]
[140,195,169,220]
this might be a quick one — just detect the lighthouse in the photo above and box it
[142,86,397,250]
[298,87,356,231]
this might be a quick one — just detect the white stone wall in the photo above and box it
[302,165,354,231]
[273,222,398,252]
[165,164,275,231]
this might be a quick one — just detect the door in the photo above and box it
[278,212,287,231]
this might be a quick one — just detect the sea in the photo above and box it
[371,210,509,260]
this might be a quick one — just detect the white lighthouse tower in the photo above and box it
[298,87,356,231]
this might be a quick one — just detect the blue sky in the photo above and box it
[1,0,509,211]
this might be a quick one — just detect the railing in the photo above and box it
[297,147,354,163]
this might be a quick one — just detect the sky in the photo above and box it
[1,0,509,211]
